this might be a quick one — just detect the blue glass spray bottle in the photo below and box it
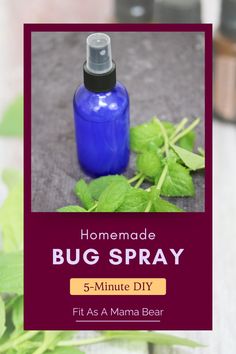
[73,33,130,177]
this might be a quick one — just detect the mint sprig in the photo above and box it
[58,116,205,212]
[0,170,23,252]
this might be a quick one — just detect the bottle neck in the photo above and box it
[83,61,116,93]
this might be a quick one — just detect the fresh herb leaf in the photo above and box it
[54,116,204,213]
[150,187,183,212]
[0,178,23,252]
[143,117,175,139]
[166,149,179,163]
[146,141,159,152]
[198,147,205,156]
[154,197,183,212]
[0,252,23,294]
[96,180,129,212]
[12,296,23,331]
[41,331,64,351]
[2,170,22,190]
[136,151,162,179]
[57,205,87,212]
[89,175,127,200]
[0,96,23,137]
[171,144,205,171]
[0,297,6,340]
[104,331,203,348]
[45,348,84,354]
[177,130,196,151]
[162,121,175,137]
[161,161,195,197]
[117,188,149,212]
[74,179,95,209]
[171,118,200,145]
[130,120,163,153]
[19,331,64,354]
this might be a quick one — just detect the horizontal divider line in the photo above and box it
[75,320,161,322]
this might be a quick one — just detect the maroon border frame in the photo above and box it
[24,23,212,331]
[24,23,212,216]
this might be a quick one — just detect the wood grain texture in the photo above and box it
[31,31,205,212]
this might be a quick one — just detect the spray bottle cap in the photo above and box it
[84,33,116,93]
[86,33,113,74]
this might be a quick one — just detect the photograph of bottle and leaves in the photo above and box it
[24,23,212,332]
[31,30,205,213]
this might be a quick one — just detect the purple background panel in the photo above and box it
[24,23,212,330]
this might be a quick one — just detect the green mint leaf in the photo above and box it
[12,296,23,331]
[56,331,76,342]
[0,175,23,253]
[57,205,87,212]
[0,252,23,294]
[31,331,64,354]
[104,331,203,348]
[143,118,175,153]
[43,331,63,349]
[150,187,183,212]
[9,342,37,353]
[162,121,175,137]
[96,180,129,212]
[166,149,179,163]
[130,120,163,153]
[161,161,195,197]
[74,179,95,209]
[177,130,196,151]
[42,332,78,353]
[0,296,6,339]
[136,151,162,179]
[45,348,84,354]
[146,141,159,153]
[10,347,32,354]
[117,188,149,212]
[0,96,23,137]
[2,169,22,190]
[154,197,183,212]
[198,147,205,156]
[89,175,127,200]
[171,144,205,171]
[10,332,49,352]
